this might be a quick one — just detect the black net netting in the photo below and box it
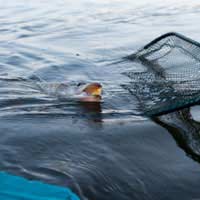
[124,32,200,116]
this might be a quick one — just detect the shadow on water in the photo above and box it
[153,107,200,164]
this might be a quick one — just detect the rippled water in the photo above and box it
[1,0,200,199]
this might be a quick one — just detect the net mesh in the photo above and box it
[124,32,200,116]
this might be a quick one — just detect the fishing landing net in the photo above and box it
[124,32,200,116]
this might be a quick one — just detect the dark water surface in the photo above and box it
[1,0,200,199]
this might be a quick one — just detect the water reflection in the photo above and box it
[153,107,200,163]
[79,101,102,122]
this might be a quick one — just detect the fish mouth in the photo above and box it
[91,87,102,96]
[82,83,102,97]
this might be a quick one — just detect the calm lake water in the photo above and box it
[1,0,200,199]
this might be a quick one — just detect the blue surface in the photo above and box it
[0,172,80,200]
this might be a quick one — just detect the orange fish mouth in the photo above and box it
[83,83,102,97]
[90,87,102,96]
[79,83,102,102]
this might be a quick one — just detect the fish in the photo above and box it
[38,82,102,102]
